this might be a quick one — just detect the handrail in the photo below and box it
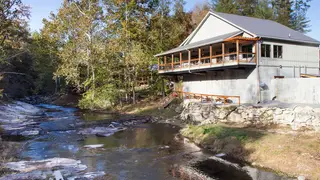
[174,91,240,105]
[158,52,257,71]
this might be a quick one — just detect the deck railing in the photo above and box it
[174,91,240,105]
[159,53,256,71]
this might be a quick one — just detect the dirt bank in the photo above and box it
[181,124,320,179]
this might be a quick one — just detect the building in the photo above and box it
[155,11,320,104]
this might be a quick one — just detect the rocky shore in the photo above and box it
[179,102,320,131]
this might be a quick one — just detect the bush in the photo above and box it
[79,84,119,110]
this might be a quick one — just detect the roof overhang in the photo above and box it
[155,31,243,57]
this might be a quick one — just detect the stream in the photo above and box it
[1,103,292,180]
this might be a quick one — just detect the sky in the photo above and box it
[22,0,320,41]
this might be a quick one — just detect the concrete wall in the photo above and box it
[258,40,319,102]
[182,68,259,104]
[270,78,320,104]
[188,15,240,44]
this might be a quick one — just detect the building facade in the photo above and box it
[155,11,320,104]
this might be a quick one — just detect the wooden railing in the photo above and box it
[159,52,256,71]
[174,91,240,105]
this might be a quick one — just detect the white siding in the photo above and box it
[260,40,319,68]
[188,15,240,44]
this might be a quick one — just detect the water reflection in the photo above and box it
[17,104,292,180]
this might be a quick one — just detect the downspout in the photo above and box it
[256,40,261,104]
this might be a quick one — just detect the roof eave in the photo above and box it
[260,36,320,46]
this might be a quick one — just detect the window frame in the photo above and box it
[261,44,271,58]
[273,45,283,59]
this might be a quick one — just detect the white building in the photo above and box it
[155,11,320,104]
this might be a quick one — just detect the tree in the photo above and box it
[210,0,239,15]
[191,1,210,27]
[0,0,30,61]
[210,0,312,33]
[42,0,105,95]
[290,0,311,33]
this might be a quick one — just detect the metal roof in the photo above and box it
[214,12,320,45]
[155,31,242,57]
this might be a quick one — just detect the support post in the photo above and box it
[188,50,191,69]
[299,66,301,77]
[305,66,307,74]
[158,57,160,70]
[198,48,201,66]
[293,66,296,78]
[236,40,240,64]
[254,41,257,63]
[210,45,212,66]
[164,56,167,71]
[180,52,182,70]
[222,42,225,64]
[171,54,174,70]
[161,77,165,98]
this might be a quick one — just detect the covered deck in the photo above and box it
[156,33,259,74]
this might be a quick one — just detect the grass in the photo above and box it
[181,124,320,179]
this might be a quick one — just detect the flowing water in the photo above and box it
[8,104,291,180]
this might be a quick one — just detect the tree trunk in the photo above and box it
[162,77,166,98]
[91,66,95,100]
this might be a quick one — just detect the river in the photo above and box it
[1,103,292,180]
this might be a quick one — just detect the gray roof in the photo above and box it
[214,12,320,45]
[155,31,242,57]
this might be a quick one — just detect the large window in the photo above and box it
[273,45,283,59]
[261,44,271,58]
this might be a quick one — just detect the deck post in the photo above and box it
[164,56,167,70]
[180,52,182,70]
[222,43,225,63]
[210,45,212,66]
[171,54,174,70]
[198,48,201,67]
[254,41,257,63]
[188,50,191,69]
[158,57,160,70]
[236,40,240,64]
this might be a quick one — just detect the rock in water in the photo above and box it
[84,144,104,149]
[5,158,87,173]
[68,171,106,180]
[78,127,127,137]
[53,170,64,180]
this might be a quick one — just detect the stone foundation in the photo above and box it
[180,102,320,131]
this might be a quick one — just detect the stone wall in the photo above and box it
[180,102,320,131]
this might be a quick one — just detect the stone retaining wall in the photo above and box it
[180,102,320,131]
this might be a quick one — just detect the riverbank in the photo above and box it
[124,98,320,179]
[181,124,320,179]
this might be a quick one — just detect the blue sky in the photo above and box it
[23,0,320,41]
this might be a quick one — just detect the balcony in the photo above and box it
[157,36,259,74]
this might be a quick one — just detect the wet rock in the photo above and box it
[0,170,47,180]
[84,144,104,149]
[78,126,127,137]
[68,171,106,180]
[5,158,87,173]
[53,170,64,180]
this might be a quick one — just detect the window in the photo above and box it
[274,45,283,59]
[261,44,271,58]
